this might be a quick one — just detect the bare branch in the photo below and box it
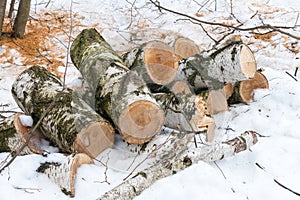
[149,0,300,40]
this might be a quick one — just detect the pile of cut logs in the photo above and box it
[0,28,268,197]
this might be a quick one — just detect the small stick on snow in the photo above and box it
[285,71,298,82]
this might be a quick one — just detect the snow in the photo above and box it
[1,0,300,199]
[19,114,33,127]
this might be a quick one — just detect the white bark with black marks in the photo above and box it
[12,66,114,157]
[71,28,164,144]
[98,131,258,200]
[177,42,256,93]
[36,153,93,197]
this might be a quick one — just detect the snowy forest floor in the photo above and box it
[0,0,300,199]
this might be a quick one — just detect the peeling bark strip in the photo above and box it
[0,113,37,155]
[122,40,178,86]
[177,42,257,92]
[11,66,114,157]
[227,71,269,104]
[70,28,164,144]
[36,153,93,197]
[99,131,258,200]
[154,93,214,133]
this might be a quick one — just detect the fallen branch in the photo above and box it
[99,131,258,200]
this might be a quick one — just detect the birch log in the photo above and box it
[154,93,214,133]
[176,42,257,93]
[122,40,178,86]
[227,71,269,104]
[70,28,164,144]
[36,153,93,197]
[98,131,258,200]
[0,113,45,155]
[11,65,114,158]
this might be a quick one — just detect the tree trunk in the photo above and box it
[8,0,15,18]
[98,131,258,200]
[227,71,269,104]
[0,112,45,155]
[70,28,164,144]
[36,153,93,197]
[177,42,257,93]
[12,0,31,38]
[172,37,200,60]
[11,65,114,158]
[122,40,178,86]
[0,0,7,36]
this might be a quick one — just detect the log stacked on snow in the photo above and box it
[122,40,178,87]
[36,153,93,197]
[154,93,214,133]
[227,71,269,104]
[176,41,257,93]
[11,66,114,158]
[0,113,45,155]
[173,37,201,60]
[70,28,165,144]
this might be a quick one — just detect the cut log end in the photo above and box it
[144,41,177,85]
[239,71,269,103]
[119,100,165,144]
[170,80,192,95]
[75,121,114,158]
[223,83,234,100]
[70,153,94,196]
[206,122,216,143]
[174,37,200,59]
[239,44,257,78]
[206,90,228,115]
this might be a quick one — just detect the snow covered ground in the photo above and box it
[0,0,299,199]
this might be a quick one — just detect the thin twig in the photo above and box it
[149,0,300,40]
[63,0,73,88]
[255,162,300,197]
[122,134,173,181]
[285,71,298,81]
[99,151,111,185]
[294,67,299,77]
[214,161,227,179]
